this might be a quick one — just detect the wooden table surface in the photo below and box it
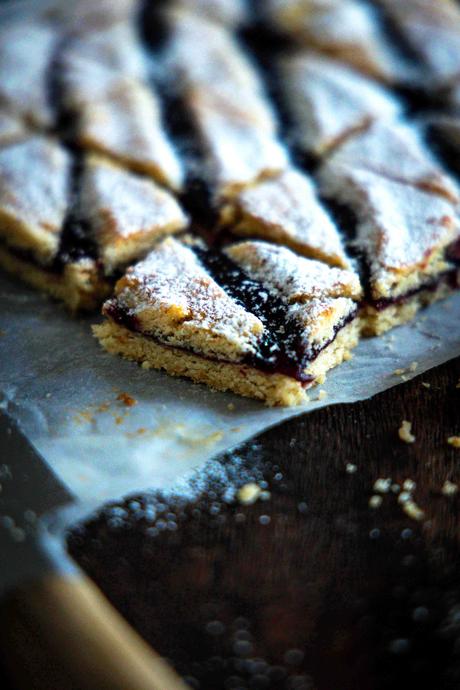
[63,356,460,690]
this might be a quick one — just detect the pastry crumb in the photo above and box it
[317,389,327,401]
[343,351,353,362]
[447,436,460,448]
[346,463,357,474]
[369,495,383,509]
[403,479,416,492]
[227,403,235,411]
[237,482,262,505]
[117,392,137,407]
[409,361,418,372]
[141,360,152,370]
[421,382,430,389]
[441,480,458,496]
[394,368,406,376]
[399,420,415,443]
[402,501,425,521]
[373,478,392,494]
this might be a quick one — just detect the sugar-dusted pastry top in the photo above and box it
[0,136,70,263]
[166,9,264,94]
[53,0,140,31]
[377,0,460,85]
[322,120,459,203]
[170,0,248,26]
[221,168,352,268]
[59,22,148,110]
[80,155,188,274]
[280,52,401,155]
[267,0,405,81]
[186,85,289,197]
[0,111,28,147]
[165,9,287,195]
[104,237,264,362]
[0,21,57,129]
[77,79,184,191]
[226,240,359,353]
[226,240,362,301]
[319,165,459,298]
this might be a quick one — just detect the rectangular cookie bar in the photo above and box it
[94,237,362,406]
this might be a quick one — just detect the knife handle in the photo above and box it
[0,572,188,690]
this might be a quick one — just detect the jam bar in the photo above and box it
[0,136,187,311]
[93,237,361,406]
[321,119,459,204]
[280,52,401,156]
[265,0,406,81]
[165,10,289,198]
[319,163,460,335]
[375,0,460,86]
[220,168,352,268]
[59,25,183,191]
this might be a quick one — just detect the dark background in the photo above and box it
[63,356,460,690]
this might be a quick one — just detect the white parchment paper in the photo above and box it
[1,274,459,510]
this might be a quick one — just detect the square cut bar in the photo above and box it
[0,136,189,311]
[94,237,362,406]
[165,10,289,198]
[319,164,460,334]
[265,0,407,81]
[220,168,352,269]
[280,52,401,157]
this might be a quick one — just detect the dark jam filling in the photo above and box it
[53,151,100,271]
[106,245,358,383]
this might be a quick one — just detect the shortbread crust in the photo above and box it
[94,237,361,404]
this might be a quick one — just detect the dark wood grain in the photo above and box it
[64,357,460,690]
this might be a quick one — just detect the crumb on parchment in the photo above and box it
[399,420,415,444]
[117,392,137,407]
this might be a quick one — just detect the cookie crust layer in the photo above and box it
[93,318,360,406]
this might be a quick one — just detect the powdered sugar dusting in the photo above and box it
[109,237,264,360]
[226,240,362,302]
[231,168,351,267]
[0,136,70,260]
[319,166,459,290]
[280,51,401,154]
[324,119,459,203]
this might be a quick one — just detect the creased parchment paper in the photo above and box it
[1,274,459,511]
